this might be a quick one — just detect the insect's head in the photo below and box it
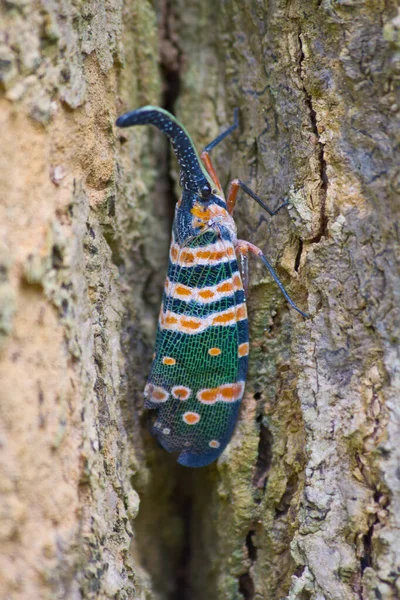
[116,106,231,238]
[174,179,235,244]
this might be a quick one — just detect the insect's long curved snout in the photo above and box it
[116,106,207,191]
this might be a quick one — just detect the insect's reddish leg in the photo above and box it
[235,240,309,318]
[227,179,289,216]
[236,240,262,257]
[226,178,241,215]
[200,151,222,193]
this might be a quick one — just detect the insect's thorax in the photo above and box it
[173,189,237,248]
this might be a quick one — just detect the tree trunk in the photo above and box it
[0,1,399,599]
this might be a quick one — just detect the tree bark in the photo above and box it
[0,1,164,598]
[1,1,399,600]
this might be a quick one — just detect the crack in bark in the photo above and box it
[298,33,329,243]
[361,521,374,573]
[160,0,182,113]
[253,416,273,503]
[357,483,392,597]
[238,411,273,597]
[169,481,193,600]
[239,416,273,597]
[275,472,300,517]
[158,0,183,230]
[239,530,257,600]
[294,238,304,272]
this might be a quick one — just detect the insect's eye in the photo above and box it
[200,182,212,201]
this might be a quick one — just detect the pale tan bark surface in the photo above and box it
[1,1,399,599]
[0,1,164,598]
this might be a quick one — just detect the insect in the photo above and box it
[116,107,307,467]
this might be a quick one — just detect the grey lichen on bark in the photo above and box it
[1,0,399,599]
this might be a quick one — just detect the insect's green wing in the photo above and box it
[144,230,249,467]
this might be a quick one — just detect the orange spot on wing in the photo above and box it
[220,386,235,401]
[198,388,218,404]
[183,412,201,425]
[198,382,244,404]
[212,311,235,325]
[238,342,249,357]
[180,251,195,264]
[209,250,225,261]
[236,305,247,320]
[150,386,169,402]
[196,250,212,260]
[209,440,220,448]
[181,318,201,330]
[171,246,179,260]
[162,356,176,365]
[233,274,242,290]
[172,386,191,400]
[199,289,215,299]
[208,347,221,356]
[233,383,244,397]
[217,281,233,293]
[220,382,244,402]
[175,285,192,297]
[165,315,178,325]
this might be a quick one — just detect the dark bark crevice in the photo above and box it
[253,418,273,503]
[297,32,329,243]
[275,472,299,517]
[360,522,374,573]
[169,476,194,600]
[294,238,303,272]
[159,0,182,113]
[239,530,257,600]
[159,0,183,224]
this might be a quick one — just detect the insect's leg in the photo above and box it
[235,243,249,296]
[235,240,309,318]
[200,150,223,192]
[200,109,240,192]
[227,179,289,216]
[226,179,240,215]
[202,108,239,153]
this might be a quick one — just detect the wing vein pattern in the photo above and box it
[144,224,249,467]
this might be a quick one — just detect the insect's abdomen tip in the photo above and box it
[177,449,223,468]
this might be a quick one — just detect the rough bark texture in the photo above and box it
[0,1,399,600]
[0,1,164,598]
